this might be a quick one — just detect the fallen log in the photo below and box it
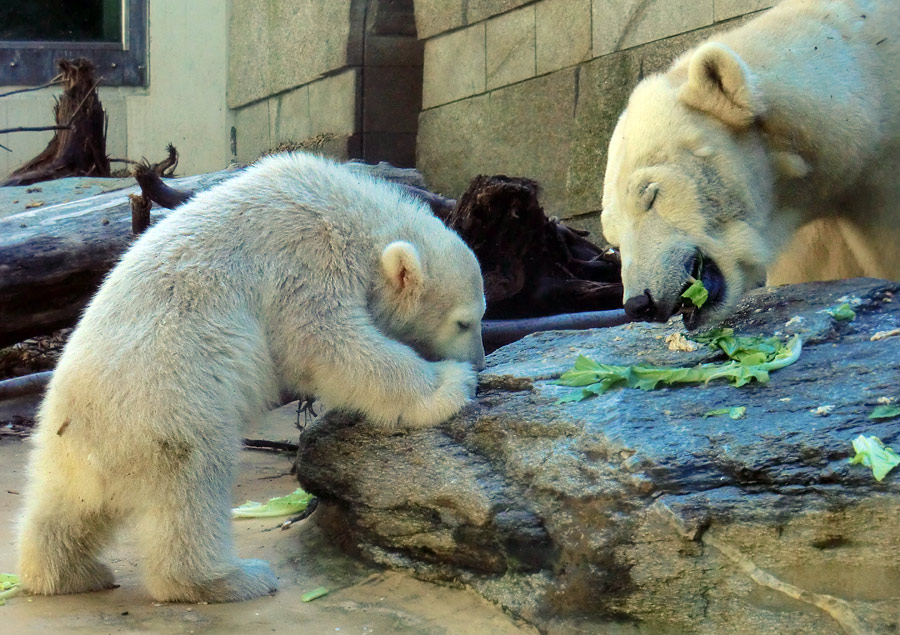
[134,169,625,319]
[0,371,52,401]
[482,309,628,353]
[0,164,626,348]
[134,159,450,215]
[0,162,445,347]
[0,170,238,347]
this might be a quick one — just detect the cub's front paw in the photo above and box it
[398,361,476,429]
[433,360,477,399]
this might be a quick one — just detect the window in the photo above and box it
[0,0,147,86]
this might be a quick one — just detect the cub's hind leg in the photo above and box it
[18,451,118,595]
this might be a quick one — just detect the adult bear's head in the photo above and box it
[601,43,808,329]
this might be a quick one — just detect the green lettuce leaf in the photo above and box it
[301,586,330,602]
[869,405,900,420]
[704,406,746,419]
[848,435,900,481]
[681,278,709,308]
[0,573,21,605]
[556,333,802,404]
[825,303,856,321]
[232,488,314,518]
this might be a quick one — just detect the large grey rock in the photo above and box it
[296,278,900,633]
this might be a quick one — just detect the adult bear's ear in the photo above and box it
[381,241,424,297]
[678,42,761,130]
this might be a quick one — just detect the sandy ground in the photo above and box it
[0,399,534,634]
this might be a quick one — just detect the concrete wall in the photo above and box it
[1,0,423,179]
[0,0,230,178]
[228,0,424,167]
[414,0,773,233]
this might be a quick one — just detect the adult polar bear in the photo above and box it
[18,153,486,602]
[601,0,900,329]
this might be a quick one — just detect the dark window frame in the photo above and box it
[0,0,147,87]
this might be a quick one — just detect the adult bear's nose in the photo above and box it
[623,289,659,321]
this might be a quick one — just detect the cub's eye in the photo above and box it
[639,182,660,210]
[456,321,472,332]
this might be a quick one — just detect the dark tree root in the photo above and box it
[444,175,623,319]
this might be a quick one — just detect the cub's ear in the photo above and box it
[678,42,761,130]
[381,241,424,295]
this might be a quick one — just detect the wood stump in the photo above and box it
[2,58,110,187]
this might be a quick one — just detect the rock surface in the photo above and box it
[296,278,900,633]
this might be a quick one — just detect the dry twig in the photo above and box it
[0,76,63,99]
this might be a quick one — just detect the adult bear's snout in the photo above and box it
[623,289,669,322]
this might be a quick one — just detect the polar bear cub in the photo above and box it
[601,0,900,329]
[17,152,486,603]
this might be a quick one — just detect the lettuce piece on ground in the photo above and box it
[0,573,21,605]
[848,435,900,481]
[681,278,709,308]
[232,487,314,519]
[869,405,900,420]
[556,332,802,404]
[301,586,330,602]
[825,303,856,321]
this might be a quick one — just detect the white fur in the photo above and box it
[17,152,486,602]
[602,0,900,327]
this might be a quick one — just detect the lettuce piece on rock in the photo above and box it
[556,329,802,403]
[848,435,900,481]
[0,573,21,605]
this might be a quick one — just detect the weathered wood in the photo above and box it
[2,59,110,187]
[133,163,191,210]
[445,175,623,318]
[0,371,52,401]
[129,192,152,234]
[134,158,441,213]
[0,164,625,348]
[0,170,238,347]
[0,162,434,346]
[128,145,190,235]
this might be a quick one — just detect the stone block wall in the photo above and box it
[414,0,773,233]
[228,0,423,167]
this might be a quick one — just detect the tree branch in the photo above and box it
[0,77,62,99]
[0,125,71,134]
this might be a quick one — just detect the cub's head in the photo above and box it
[602,43,806,329]
[377,234,486,370]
